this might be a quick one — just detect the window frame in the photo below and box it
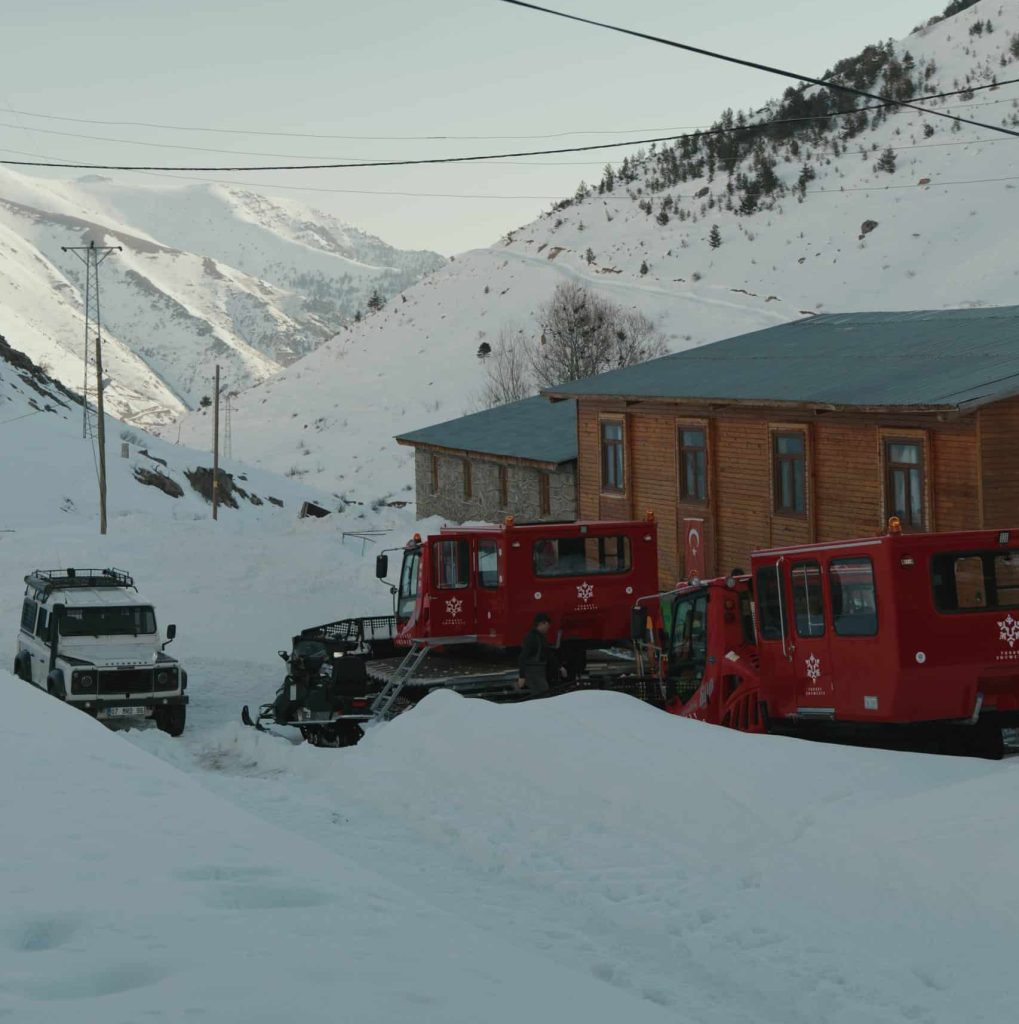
[600,418,626,494]
[790,560,826,638]
[883,437,926,531]
[477,538,500,589]
[498,465,509,510]
[532,534,632,578]
[931,549,1019,614]
[755,565,788,642]
[828,556,879,637]
[433,538,470,590]
[772,429,807,517]
[678,424,708,504]
[538,472,551,516]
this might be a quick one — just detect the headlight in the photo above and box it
[72,672,95,694]
[155,670,173,688]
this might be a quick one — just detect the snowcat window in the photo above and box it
[35,607,49,641]
[59,606,156,637]
[829,558,877,636]
[791,561,825,638]
[434,539,470,589]
[477,540,499,589]
[671,592,708,668]
[397,549,421,619]
[532,535,631,577]
[755,568,787,641]
[931,551,1019,613]
[20,599,37,634]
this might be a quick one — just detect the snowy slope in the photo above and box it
[0,330,327,530]
[177,0,1019,503]
[0,167,444,426]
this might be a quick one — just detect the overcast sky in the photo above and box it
[3,0,942,254]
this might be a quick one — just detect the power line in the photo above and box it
[3,82,1015,145]
[1,80,1015,164]
[498,0,1019,139]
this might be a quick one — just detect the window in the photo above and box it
[671,592,708,667]
[773,432,806,514]
[679,427,707,502]
[462,461,473,500]
[397,548,421,619]
[829,557,878,636]
[601,420,625,492]
[430,455,439,495]
[791,561,825,638]
[35,607,49,641]
[539,473,551,516]
[498,465,509,509]
[885,440,925,529]
[20,599,37,634]
[931,550,1019,612]
[434,538,470,589]
[478,539,499,588]
[533,535,632,577]
[755,566,787,640]
[60,606,157,637]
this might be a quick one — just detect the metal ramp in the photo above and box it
[369,635,477,722]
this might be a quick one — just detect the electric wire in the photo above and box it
[497,0,1019,138]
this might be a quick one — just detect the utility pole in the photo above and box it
[62,241,121,535]
[212,363,220,521]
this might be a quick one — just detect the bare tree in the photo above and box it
[477,326,534,409]
[530,281,668,388]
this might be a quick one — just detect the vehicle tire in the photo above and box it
[13,656,30,683]
[155,706,186,737]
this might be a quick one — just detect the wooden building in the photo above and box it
[544,307,1019,589]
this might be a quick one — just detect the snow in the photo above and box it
[0,168,444,425]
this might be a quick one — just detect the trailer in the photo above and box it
[634,520,1019,758]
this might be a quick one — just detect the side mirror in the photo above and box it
[163,623,176,649]
[630,607,646,642]
[375,553,389,580]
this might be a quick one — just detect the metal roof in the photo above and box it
[543,306,1019,411]
[396,395,577,466]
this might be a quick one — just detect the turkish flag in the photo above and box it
[684,518,706,579]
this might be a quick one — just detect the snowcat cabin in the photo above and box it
[750,526,1019,733]
[394,517,659,655]
[652,574,760,730]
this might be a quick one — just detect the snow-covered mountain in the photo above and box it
[0,169,445,427]
[177,0,1019,504]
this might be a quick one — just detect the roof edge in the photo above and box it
[394,436,572,470]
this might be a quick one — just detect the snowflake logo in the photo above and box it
[999,614,1019,648]
[805,653,822,681]
[576,582,594,602]
[445,597,463,616]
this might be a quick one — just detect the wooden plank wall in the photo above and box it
[576,398,986,588]
[979,397,1019,528]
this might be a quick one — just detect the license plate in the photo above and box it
[102,705,149,719]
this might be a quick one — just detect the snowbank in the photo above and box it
[165,688,1019,1024]
[0,677,680,1024]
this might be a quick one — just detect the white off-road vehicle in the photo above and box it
[12,568,188,735]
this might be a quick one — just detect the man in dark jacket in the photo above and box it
[517,613,563,698]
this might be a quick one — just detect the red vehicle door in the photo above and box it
[431,535,477,637]
[787,558,834,712]
[473,536,503,642]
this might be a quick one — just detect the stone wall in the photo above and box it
[413,449,576,523]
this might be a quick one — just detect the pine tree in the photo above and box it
[874,147,897,174]
[639,259,649,276]
[708,225,722,249]
[584,247,596,265]
[367,289,384,312]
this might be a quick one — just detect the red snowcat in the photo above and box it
[634,519,1019,758]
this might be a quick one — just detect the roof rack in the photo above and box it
[25,568,135,595]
